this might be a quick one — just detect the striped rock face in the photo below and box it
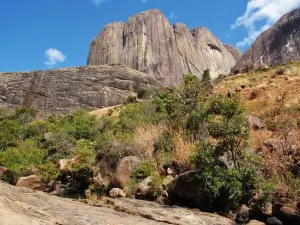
[233,8,300,73]
[87,9,237,86]
[0,65,161,116]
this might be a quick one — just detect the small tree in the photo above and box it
[191,95,261,210]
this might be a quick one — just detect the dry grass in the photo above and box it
[132,124,166,159]
[172,129,195,166]
[89,105,123,119]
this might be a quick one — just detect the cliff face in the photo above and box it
[87,9,236,85]
[224,44,242,61]
[0,65,161,116]
[233,8,300,73]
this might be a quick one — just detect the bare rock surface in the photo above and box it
[106,197,235,225]
[87,9,236,85]
[224,44,242,61]
[233,8,300,73]
[0,181,235,225]
[0,65,161,116]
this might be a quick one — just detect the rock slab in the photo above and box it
[0,181,235,225]
[0,65,161,116]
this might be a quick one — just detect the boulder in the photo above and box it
[233,8,300,73]
[87,9,236,85]
[109,188,126,198]
[236,204,250,223]
[247,220,265,225]
[266,217,283,225]
[247,115,263,130]
[111,156,141,188]
[16,175,45,191]
[167,170,206,209]
[273,205,300,225]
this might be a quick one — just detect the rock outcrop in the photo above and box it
[0,181,235,225]
[87,9,236,85]
[224,44,242,61]
[233,8,300,73]
[0,65,161,116]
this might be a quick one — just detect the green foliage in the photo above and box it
[12,107,37,124]
[137,88,154,99]
[39,162,61,183]
[132,162,155,181]
[73,140,96,171]
[126,95,137,103]
[118,102,163,132]
[0,139,46,176]
[0,119,22,150]
[154,132,174,154]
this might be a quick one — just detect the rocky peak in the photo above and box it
[87,9,237,86]
[233,8,300,73]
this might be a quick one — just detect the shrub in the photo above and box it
[126,95,137,103]
[12,107,37,124]
[190,95,261,210]
[73,139,96,170]
[154,132,174,154]
[132,162,155,181]
[137,88,154,99]
[0,139,46,176]
[39,162,61,183]
[0,119,22,150]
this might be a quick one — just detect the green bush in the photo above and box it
[190,95,261,210]
[132,162,155,181]
[126,95,137,103]
[39,162,61,183]
[137,88,154,99]
[0,139,46,176]
[0,119,22,150]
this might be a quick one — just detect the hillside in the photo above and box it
[0,64,299,224]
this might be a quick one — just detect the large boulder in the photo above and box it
[273,204,300,225]
[167,170,205,208]
[87,9,236,85]
[111,156,141,188]
[16,175,45,191]
[0,65,161,116]
[233,8,300,73]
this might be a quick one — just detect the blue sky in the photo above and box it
[1,0,300,72]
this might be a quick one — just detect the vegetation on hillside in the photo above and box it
[0,66,299,214]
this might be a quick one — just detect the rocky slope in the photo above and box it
[87,9,236,85]
[233,8,300,73]
[0,64,161,116]
[0,181,235,225]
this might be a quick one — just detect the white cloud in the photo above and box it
[232,0,300,47]
[91,0,110,6]
[45,48,66,66]
[169,11,176,19]
[141,0,148,3]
